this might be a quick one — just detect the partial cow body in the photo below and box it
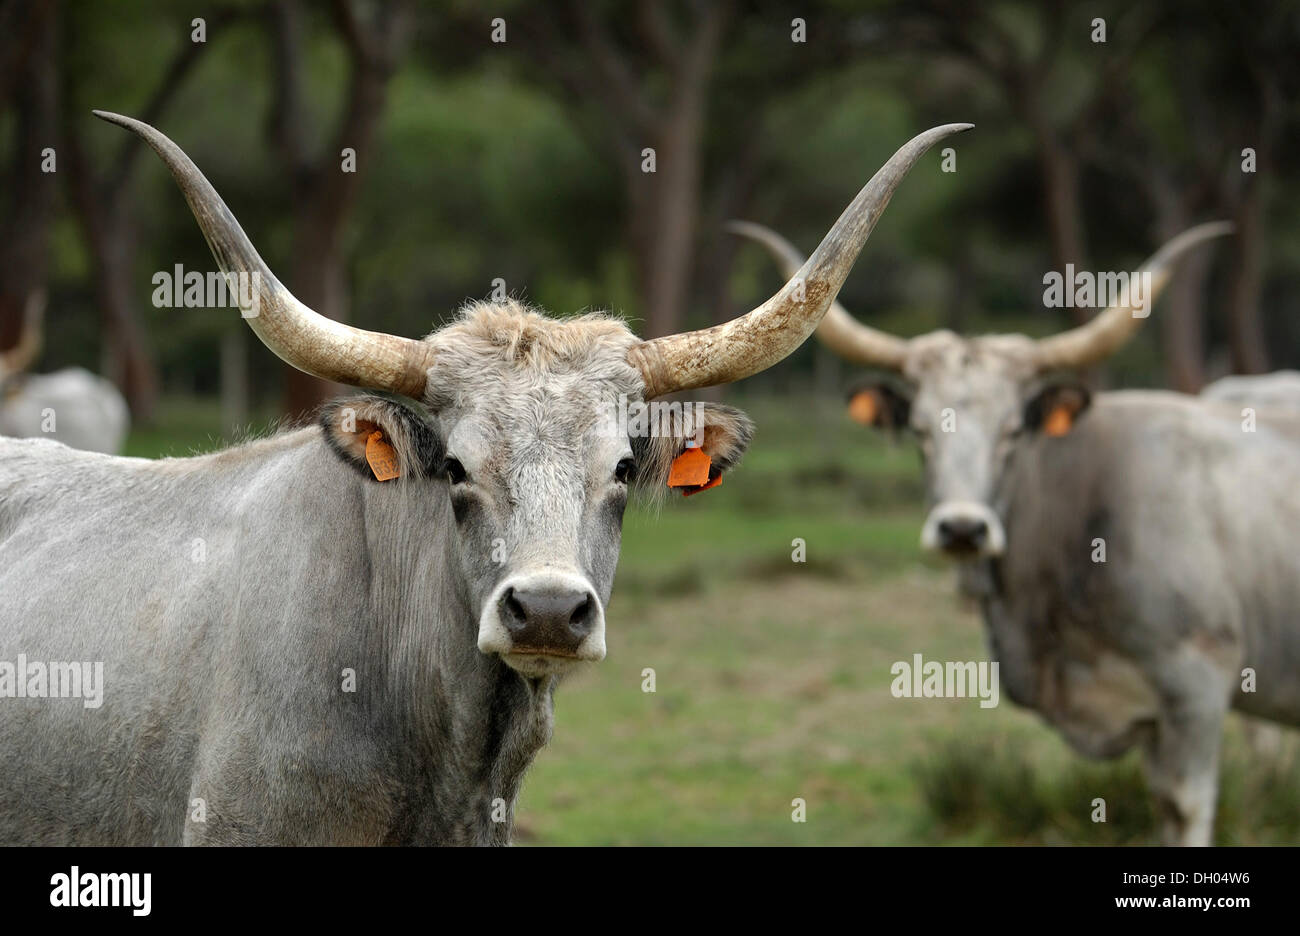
[1202,370,1300,412]
[2,376,576,844]
[977,391,1300,845]
[2,428,535,844]
[0,368,129,454]
[0,293,128,454]
[732,219,1299,845]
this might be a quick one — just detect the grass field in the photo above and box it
[127,393,1300,845]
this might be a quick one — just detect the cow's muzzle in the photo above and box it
[921,501,1006,559]
[478,572,606,676]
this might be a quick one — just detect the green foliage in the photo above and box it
[914,732,1300,846]
[26,0,1298,399]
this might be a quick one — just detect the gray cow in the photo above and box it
[734,220,1300,846]
[0,113,969,845]
[1202,370,1300,412]
[0,292,129,454]
[1199,371,1300,758]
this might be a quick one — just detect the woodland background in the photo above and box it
[2,0,1297,425]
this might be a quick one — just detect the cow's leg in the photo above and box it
[1141,664,1230,847]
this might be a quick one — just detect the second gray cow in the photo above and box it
[736,220,1300,845]
[1202,370,1300,413]
[0,293,129,454]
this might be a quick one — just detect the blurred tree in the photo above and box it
[433,0,877,343]
[886,0,1298,390]
[265,0,411,418]
[60,5,249,421]
[1088,1,1298,388]
[0,0,57,356]
[505,0,732,339]
[1211,3,1296,376]
[893,1,1161,326]
[5,0,1296,422]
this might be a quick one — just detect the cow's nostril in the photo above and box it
[500,586,596,651]
[938,517,989,550]
[569,595,593,635]
[501,588,528,632]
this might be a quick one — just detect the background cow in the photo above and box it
[1202,371,1300,412]
[733,220,1300,845]
[0,292,128,454]
[0,115,968,845]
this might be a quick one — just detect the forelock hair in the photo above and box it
[420,300,646,411]
[903,330,1039,382]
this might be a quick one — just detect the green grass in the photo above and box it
[121,397,282,459]
[913,732,1300,846]
[124,394,1300,845]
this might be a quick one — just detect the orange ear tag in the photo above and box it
[667,445,719,496]
[682,472,722,497]
[365,431,401,481]
[848,391,878,426]
[1043,406,1074,438]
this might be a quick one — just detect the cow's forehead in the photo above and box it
[421,300,645,464]
[445,370,630,454]
[903,330,1039,413]
[423,300,646,414]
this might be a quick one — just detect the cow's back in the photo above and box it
[1201,370,1300,413]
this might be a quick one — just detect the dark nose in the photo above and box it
[500,586,595,655]
[937,516,989,553]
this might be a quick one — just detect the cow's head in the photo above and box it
[101,110,970,677]
[732,221,1231,561]
[318,307,755,677]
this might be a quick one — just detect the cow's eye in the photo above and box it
[614,457,636,485]
[441,457,467,485]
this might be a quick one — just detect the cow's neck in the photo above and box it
[359,480,556,845]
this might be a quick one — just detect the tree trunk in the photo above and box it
[1155,208,1209,393]
[64,147,159,422]
[1012,76,1090,329]
[269,0,404,419]
[1035,135,1090,327]
[0,0,57,352]
[282,205,349,417]
[1225,178,1269,374]
[629,102,704,339]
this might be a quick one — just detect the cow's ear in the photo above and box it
[321,395,443,481]
[846,380,911,430]
[1023,382,1092,437]
[632,402,754,495]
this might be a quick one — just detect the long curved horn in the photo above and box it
[628,124,971,398]
[93,111,435,399]
[1034,221,1234,372]
[1,290,45,373]
[726,221,910,371]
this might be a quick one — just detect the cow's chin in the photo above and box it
[500,652,593,680]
